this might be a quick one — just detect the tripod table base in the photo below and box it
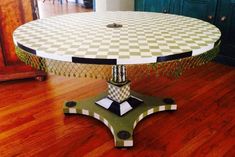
[63,91,177,147]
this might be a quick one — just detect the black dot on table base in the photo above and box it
[117,131,131,140]
[65,101,77,107]
[163,98,175,104]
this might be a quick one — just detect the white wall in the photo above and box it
[96,0,107,11]
[96,0,134,12]
[78,0,84,4]
[68,0,83,4]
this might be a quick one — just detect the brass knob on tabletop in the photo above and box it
[220,16,227,22]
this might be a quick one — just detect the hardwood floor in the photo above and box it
[0,62,234,157]
[38,0,92,18]
[0,1,235,157]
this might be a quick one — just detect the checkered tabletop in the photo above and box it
[13,11,221,65]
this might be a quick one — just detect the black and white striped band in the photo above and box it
[96,96,143,116]
[112,65,127,84]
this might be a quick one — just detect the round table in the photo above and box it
[13,11,221,147]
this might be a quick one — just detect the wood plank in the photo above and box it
[0,62,234,157]
[0,40,5,67]
[0,1,234,157]
[0,0,46,81]
[0,64,46,81]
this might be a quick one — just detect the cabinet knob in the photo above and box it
[220,16,227,22]
[208,15,213,20]
[163,9,167,13]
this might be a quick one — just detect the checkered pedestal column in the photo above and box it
[108,82,131,103]
[96,65,143,116]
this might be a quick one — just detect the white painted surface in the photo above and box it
[68,0,83,4]
[96,0,107,11]
[14,12,221,64]
[69,108,77,113]
[95,0,134,12]
[79,0,84,4]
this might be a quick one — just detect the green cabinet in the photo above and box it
[135,0,171,13]
[135,0,235,65]
[144,0,170,13]
[135,0,145,11]
[135,0,217,19]
[179,0,217,23]
[169,0,181,14]
[215,0,235,61]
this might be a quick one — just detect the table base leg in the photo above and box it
[63,91,177,147]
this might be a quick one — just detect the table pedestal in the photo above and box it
[95,65,145,116]
[64,93,177,147]
[64,65,177,147]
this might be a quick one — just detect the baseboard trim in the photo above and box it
[0,71,46,82]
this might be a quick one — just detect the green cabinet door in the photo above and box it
[170,0,181,14]
[135,0,145,11]
[179,0,217,23]
[135,0,171,13]
[144,0,171,13]
[215,0,235,61]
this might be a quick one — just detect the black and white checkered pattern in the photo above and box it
[96,96,143,116]
[108,82,130,103]
[13,12,221,65]
[112,65,127,83]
